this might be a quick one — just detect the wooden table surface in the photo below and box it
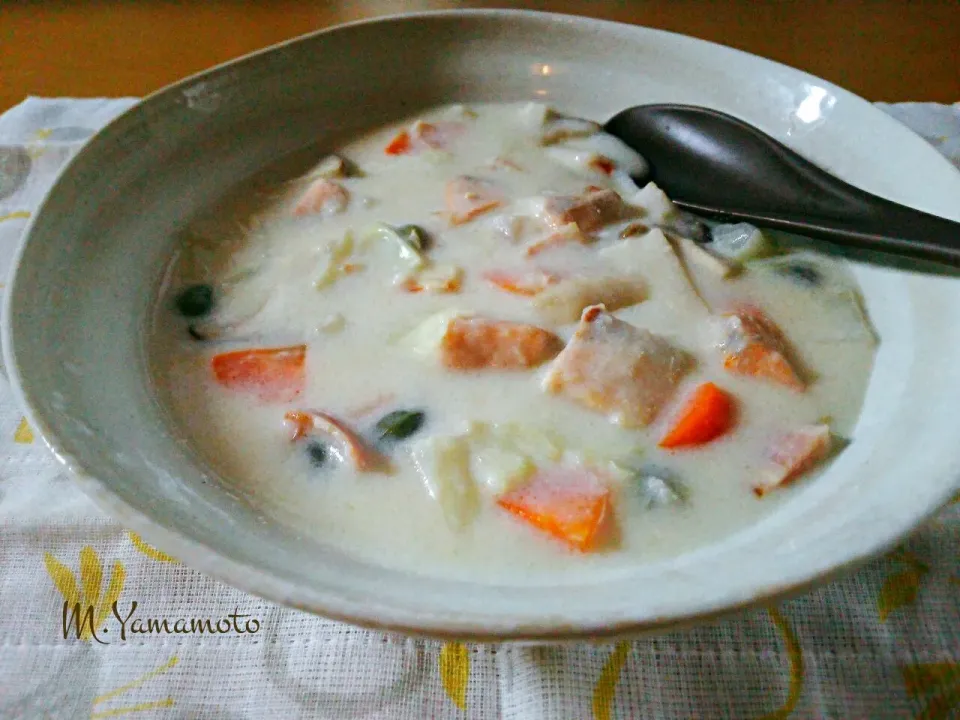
[1,1,958,112]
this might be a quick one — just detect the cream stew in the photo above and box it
[149,103,878,583]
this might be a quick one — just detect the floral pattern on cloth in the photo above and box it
[0,97,959,719]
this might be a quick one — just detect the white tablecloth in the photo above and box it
[0,97,959,719]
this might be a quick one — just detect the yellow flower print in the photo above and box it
[901,662,960,720]
[127,531,178,563]
[754,607,804,720]
[13,417,34,443]
[439,642,470,710]
[592,641,630,720]
[90,656,178,719]
[878,548,930,622]
[44,546,125,642]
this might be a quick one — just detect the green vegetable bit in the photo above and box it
[631,465,689,509]
[175,284,215,318]
[395,224,429,253]
[306,442,328,468]
[376,409,426,441]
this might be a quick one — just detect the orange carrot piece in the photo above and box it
[523,223,589,257]
[384,130,412,155]
[211,345,306,403]
[413,120,465,149]
[659,382,736,449]
[483,269,561,296]
[754,424,832,497]
[719,306,805,392]
[284,410,390,473]
[497,467,613,551]
[440,316,562,371]
[445,176,503,226]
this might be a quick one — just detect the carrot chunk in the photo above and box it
[659,382,736,449]
[754,424,832,496]
[497,467,613,551]
[211,345,306,403]
[483,269,561,296]
[384,129,412,155]
[284,410,391,473]
[440,316,562,370]
[718,306,805,391]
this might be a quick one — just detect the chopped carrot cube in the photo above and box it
[211,345,306,403]
[384,130,412,155]
[718,306,805,391]
[497,467,614,551]
[483,269,561,296]
[440,316,562,370]
[589,156,616,175]
[659,382,736,449]
[754,424,832,496]
[523,223,589,257]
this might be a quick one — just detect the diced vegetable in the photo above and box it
[462,421,563,495]
[483,269,561,296]
[497,467,614,551]
[400,264,463,294]
[541,189,632,234]
[445,176,504,225]
[384,130,412,155]
[600,229,712,319]
[548,133,648,178]
[709,223,776,261]
[659,382,736,449]
[629,182,678,224]
[532,274,648,324]
[755,424,832,496]
[362,222,427,269]
[410,435,479,530]
[314,230,357,289]
[672,235,740,279]
[717,307,805,391]
[543,305,695,428]
[376,409,426,442]
[211,345,306,403]
[471,442,535,495]
[440,316,563,371]
[540,114,603,145]
[661,212,711,244]
[284,410,391,473]
[630,465,688,509]
[293,178,349,217]
[488,214,531,242]
[175,284,215,318]
[394,224,429,252]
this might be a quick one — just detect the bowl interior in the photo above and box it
[7,10,960,639]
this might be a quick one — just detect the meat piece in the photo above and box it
[440,316,562,371]
[445,176,504,226]
[532,275,648,324]
[292,179,349,217]
[717,306,805,391]
[543,305,695,427]
[542,189,632,233]
[754,424,832,496]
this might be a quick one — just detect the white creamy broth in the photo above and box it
[149,102,878,583]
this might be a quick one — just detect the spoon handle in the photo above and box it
[681,193,960,266]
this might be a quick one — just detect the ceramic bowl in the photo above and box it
[6,10,960,641]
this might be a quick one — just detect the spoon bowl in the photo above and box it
[605,104,960,264]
